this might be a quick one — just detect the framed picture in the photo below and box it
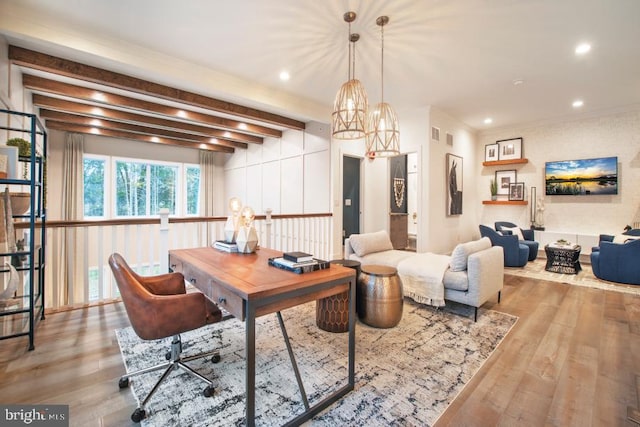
[495,170,517,196]
[508,182,525,201]
[484,143,499,162]
[497,137,523,161]
[446,153,463,216]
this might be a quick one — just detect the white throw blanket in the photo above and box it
[397,253,452,307]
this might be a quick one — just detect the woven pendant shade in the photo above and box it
[332,78,368,140]
[365,102,400,157]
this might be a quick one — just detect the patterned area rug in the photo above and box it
[116,300,517,426]
[504,257,640,295]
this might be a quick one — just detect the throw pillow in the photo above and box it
[613,234,640,244]
[449,237,492,272]
[502,226,524,241]
[349,230,394,257]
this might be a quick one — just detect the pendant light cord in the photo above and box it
[380,22,385,103]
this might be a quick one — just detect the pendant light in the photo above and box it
[365,16,400,158]
[331,11,368,140]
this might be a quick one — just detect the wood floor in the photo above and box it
[1,274,639,426]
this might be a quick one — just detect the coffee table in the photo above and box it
[544,243,582,274]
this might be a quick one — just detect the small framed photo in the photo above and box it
[508,182,525,201]
[495,170,517,196]
[497,137,523,161]
[484,143,499,162]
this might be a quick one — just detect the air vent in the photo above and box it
[446,133,453,146]
[431,126,440,142]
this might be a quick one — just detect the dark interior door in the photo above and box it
[343,156,360,243]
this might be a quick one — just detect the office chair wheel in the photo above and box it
[131,408,146,423]
[118,377,129,389]
[203,385,215,398]
[211,354,221,363]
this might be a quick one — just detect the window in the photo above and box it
[83,155,200,218]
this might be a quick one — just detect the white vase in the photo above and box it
[0,146,20,179]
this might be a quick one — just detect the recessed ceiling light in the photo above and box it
[575,43,591,55]
[484,118,493,124]
[90,119,102,126]
[572,99,584,108]
[176,110,187,118]
[279,70,290,81]
[209,138,218,144]
[90,127,100,134]
[151,136,160,143]
[238,123,248,130]
[512,79,524,86]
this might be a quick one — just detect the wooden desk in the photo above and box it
[168,246,356,426]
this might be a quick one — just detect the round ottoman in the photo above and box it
[357,265,403,328]
[315,259,361,333]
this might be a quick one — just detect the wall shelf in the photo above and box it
[482,158,529,167]
[482,200,528,205]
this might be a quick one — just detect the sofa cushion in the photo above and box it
[613,234,640,244]
[349,230,394,257]
[351,249,415,267]
[449,237,492,272]
[443,269,469,291]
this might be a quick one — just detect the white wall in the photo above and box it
[478,109,640,236]
[224,121,331,216]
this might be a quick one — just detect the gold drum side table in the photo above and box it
[357,265,403,328]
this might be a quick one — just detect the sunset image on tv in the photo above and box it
[545,156,618,195]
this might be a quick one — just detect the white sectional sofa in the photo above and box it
[345,230,504,321]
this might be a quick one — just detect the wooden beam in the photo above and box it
[23,74,271,140]
[38,109,247,149]
[33,94,252,149]
[10,45,305,130]
[45,121,234,153]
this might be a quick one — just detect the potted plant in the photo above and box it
[490,179,498,200]
[6,138,31,179]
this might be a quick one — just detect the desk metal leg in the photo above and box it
[348,277,356,387]
[246,302,256,427]
[277,311,310,410]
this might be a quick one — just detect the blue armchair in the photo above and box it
[494,221,539,261]
[480,224,529,267]
[590,238,640,285]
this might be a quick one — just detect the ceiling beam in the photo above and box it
[23,74,271,140]
[32,94,249,149]
[10,45,306,130]
[38,109,247,149]
[45,121,234,153]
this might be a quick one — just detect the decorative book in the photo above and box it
[268,257,330,274]
[282,251,314,263]
[212,240,238,253]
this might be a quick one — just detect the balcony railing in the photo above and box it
[34,213,332,311]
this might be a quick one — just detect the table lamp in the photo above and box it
[236,206,258,253]
[224,197,243,243]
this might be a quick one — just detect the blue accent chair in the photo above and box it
[479,224,529,267]
[494,221,539,261]
[592,228,640,252]
[590,238,640,285]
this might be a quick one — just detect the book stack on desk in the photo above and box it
[269,251,330,274]
[212,240,238,253]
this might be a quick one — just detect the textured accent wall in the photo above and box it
[479,109,640,236]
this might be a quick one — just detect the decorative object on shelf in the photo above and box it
[9,192,30,215]
[495,169,517,196]
[530,186,537,225]
[508,182,525,201]
[6,137,31,179]
[490,179,498,201]
[1,189,16,254]
[389,155,407,213]
[236,205,258,253]
[0,154,7,179]
[332,11,368,140]
[223,197,243,243]
[0,145,19,179]
[534,194,545,228]
[485,143,499,162]
[0,262,19,310]
[365,15,400,158]
[497,137,522,161]
[446,153,463,216]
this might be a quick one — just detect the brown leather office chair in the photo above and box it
[109,253,223,423]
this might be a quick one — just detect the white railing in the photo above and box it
[40,213,333,311]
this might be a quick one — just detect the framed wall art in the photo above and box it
[495,170,517,196]
[508,182,525,201]
[484,143,499,162]
[497,137,522,161]
[446,153,463,215]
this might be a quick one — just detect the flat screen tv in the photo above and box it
[545,156,618,195]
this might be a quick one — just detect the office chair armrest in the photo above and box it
[139,272,186,296]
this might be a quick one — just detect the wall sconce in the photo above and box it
[224,197,243,243]
[236,206,258,253]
